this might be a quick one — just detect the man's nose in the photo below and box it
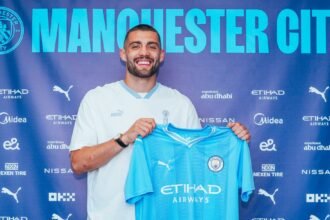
[138,45,150,56]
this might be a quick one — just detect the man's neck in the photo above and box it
[123,74,157,93]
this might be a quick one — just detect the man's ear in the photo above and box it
[119,48,127,62]
[159,49,165,63]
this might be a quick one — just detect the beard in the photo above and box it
[126,56,160,78]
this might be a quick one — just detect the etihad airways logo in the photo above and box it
[251,89,285,101]
[254,113,284,126]
[45,114,76,125]
[161,184,221,204]
[302,116,330,127]
[0,112,27,125]
[0,89,29,99]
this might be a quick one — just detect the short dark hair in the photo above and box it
[123,24,162,48]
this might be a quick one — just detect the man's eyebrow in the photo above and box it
[128,41,142,46]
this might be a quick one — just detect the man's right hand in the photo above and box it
[121,118,156,145]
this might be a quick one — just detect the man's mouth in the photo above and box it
[135,57,153,66]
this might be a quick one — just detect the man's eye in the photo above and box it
[131,44,140,49]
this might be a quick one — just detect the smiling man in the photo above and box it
[69,24,251,220]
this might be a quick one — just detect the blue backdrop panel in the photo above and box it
[0,0,329,219]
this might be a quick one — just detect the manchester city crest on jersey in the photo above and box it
[208,156,224,172]
[0,7,24,55]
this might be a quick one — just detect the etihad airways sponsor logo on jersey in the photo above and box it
[251,89,285,101]
[0,89,29,99]
[201,90,233,100]
[254,113,284,126]
[45,114,76,125]
[0,112,27,125]
[161,184,221,204]
[306,194,330,203]
[199,117,235,125]
[304,142,330,151]
[302,115,330,126]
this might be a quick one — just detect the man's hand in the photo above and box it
[227,122,251,142]
[121,118,156,145]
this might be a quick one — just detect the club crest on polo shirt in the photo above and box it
[208,156,224,172]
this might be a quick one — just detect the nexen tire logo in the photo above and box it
[254,113,284,126]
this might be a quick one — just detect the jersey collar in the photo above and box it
[119,80,160,99]
[163,123,217,148]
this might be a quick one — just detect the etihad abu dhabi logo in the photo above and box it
[0,7,24,55]
[309,86,329,103]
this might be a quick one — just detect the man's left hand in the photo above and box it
[227,122,251,142]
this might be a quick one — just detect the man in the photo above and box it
[70,24,250,220]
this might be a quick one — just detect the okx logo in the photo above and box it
[0,7,24,55]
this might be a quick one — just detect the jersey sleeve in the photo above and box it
[238,140,255,202]
[125,138,153,204]
[70,92,97,151]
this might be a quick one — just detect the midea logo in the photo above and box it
[0,112,27,125]
[254,113,283,126]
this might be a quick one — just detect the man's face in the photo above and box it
[121,30,164,78]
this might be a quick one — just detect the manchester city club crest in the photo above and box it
[208,156,224,172]
[0,7,24,55]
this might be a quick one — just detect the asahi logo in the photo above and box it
[302,116,330,127]
[0,89,29,99]
[254,113,283,126]
[0,112,27,125]
[201,90,233,100]
[251,89,285,101]
[45,114,76,125]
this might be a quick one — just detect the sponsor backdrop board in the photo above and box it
[0,0,329,219]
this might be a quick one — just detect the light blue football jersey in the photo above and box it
[125,123,254,220]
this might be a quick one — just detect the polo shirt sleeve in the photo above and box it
[238,140,255,202]
[70,92,98,151]
[125,138,153,204]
